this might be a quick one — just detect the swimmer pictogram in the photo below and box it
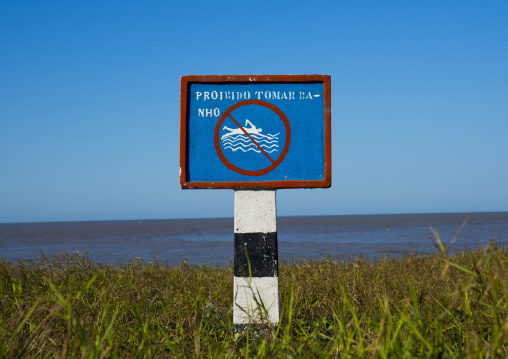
[214,100,291,176]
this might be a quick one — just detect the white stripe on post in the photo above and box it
[235,190,276,234]
[234,190,279,330]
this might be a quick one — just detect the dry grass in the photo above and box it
[1,240,507,358]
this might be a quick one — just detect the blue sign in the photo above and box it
[180,75,331,189]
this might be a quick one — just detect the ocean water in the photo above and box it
[0,212,506,266]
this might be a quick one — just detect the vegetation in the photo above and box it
[1,237,507,357]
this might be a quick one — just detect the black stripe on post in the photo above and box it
[234,232,278,277]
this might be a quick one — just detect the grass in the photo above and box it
[1,238,507,357]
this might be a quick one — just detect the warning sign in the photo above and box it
[180,75,331,189]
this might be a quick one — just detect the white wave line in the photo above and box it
[222,134,279,143]
[224,141,256,147]
[222,138,278,144]
[224,134,280,141]
[221,133,280,141]
[222,138,279,145]
[251,133,279,140]
[258,144,279,149]
[225,144,256,150]
[223,141,280,148]
[253,132,280,140]
[224,146,278,153]
[249,136,279,143]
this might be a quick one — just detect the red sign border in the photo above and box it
[214,100,291,176]
[180,74,331,189]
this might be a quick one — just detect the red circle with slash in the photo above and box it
[214,99,291,176]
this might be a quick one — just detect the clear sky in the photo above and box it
[1,1,507,223]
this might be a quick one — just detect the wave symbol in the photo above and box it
[221,119,280,154]
[222,133,279,154]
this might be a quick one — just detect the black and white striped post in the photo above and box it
[233,190,279,332]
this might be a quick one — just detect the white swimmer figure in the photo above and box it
[222,119,262,138]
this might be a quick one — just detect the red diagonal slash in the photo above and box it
[227,114,275,164]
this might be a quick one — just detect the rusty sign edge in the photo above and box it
[180,74,331,189]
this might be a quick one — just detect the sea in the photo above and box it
[1,212,507,266]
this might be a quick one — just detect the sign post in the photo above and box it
[180,75,331,331]
[233,190,278,332]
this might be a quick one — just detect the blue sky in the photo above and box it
[1,1,507,223]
